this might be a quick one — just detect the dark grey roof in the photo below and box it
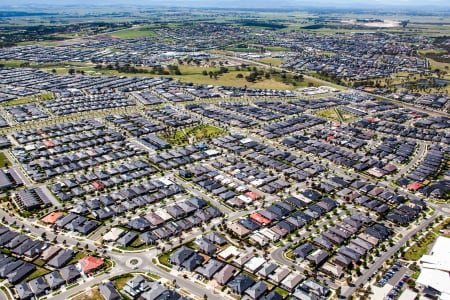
[99,281,122,300]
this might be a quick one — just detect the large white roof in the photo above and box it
[417,236,450,298]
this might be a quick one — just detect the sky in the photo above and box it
[3,0,449,8]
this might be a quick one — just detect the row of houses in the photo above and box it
[149,144,219,170]
[15,256,104,300]
[261,114,326,139]
[13,187,52,211]
[370,137,416,164]
[145,106,200,128]
[125,201,221,243]
[106,113,165,137]
[5,104,48,123]
[0,168,24,190]
[211,135,327,184]
[170,231,330,299]
[50,159,157,202]
[187,103,258,128]
[120,275,188,300]
[25,140,144,182]
[220,102,283,122]
[42,92,136,116]
[355,119,450,144]
[0,68,169,95]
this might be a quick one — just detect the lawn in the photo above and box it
[274,287,289,298]
[117,238,150,251]
[315,108,341,122]
[427,58,450,78]
[25,266,50,281]
[2,92,54,107]
[161,124,225,146]
[433,217,450,237]
[403,232,436,261]
[69,251,89,265]
[112,274,134,290]
[227,47,263,53]
[0,60,27,68]
[336,108,358,122]
[147,273,161,281]
[256,57,284,66]
[33,258,47,267]
[265,46,290,52]
[158,252,173,268]
[0,152,11,168]
[110,26,157,39]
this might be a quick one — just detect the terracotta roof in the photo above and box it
[245,191,262,200]
[78,256,104,273]
[92,181,105,190]
[41,212,64,224]
[407,182,423,191]
[43,140,55,148]
[250,212,271,225]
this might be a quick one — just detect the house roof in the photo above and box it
[227,274,255,295]
[99,281,121,300]
[78,256,104,273]
[213,264,236,285]
[15,283,33,300]
[59,264,80,282]
[245,281,268,299]
[41,212,64,224]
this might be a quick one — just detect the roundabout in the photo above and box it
[126,257,143,269]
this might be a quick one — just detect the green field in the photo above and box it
[265,46,290,52]
[256,57,284,66]
[161,124,225,146]
[2,92,54,107]
[0,152,11,168]
[110,26,157,39]
[315,108,341,122]
[403,218,450,261]
[404,232,436,261]
[227,47,263,53]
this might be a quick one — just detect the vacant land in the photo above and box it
[73,287,103,300]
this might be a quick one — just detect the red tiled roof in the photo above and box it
[41,212,64,224]
[78,256,104,273]
[250,212,271,225]
[43,140,55,148]
[407,182,423,191]
[92,181,105,190]
[245,191,261,200]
